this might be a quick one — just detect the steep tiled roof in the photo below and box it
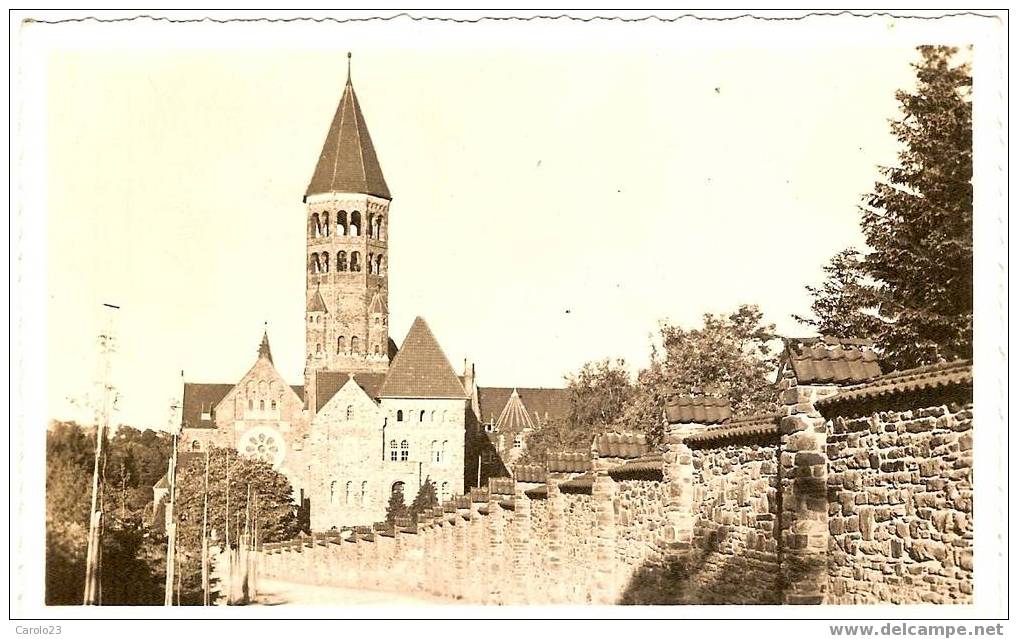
[817,359,972,407]
[785,336,883,385]
[477,387,571,426]
[378,317,466,399]
[665,396,732,425]
[608,453,664,478]
[305,63,390,200]
[308,287,329,313]
[512,465,547,483]
[315,371,388,411]
[593,432,653,459]
[181,383,234,429]
[683,413,781,446]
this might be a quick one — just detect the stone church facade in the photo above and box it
[173,58,570,530]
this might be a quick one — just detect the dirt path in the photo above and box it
[252,578,453,606]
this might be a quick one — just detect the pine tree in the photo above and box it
[408,478,439,523]
[801,46,972,369]
[384,485,408,527]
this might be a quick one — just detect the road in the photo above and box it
[252,578,453,606]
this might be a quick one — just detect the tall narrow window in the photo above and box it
[337,336,346,353]
[375,255,384,276]
[361,481,368,505]
[345,481,353,505]
[441,440,448,463]
[419,410,426,423]
[367,253,374,274]
[321,212,330,237]
[330,481,337,504]
[396,410,404,422]
[248,399,254,411]
[400,440,409,461]
[337,251,347,272]
[431,440,439,463]
[374,216,383,240]
[337,210,347,236]
[389,439,398,461]
[270,400,277,411]
[430,410,437,422]
[440,482,449,503]
[350,211,361,236]
[351,336,360,354]
[321,252,330,273]
[373,344,380,355]
[311,213,321,238]
[366,213,374,238]
[350,252,361,272]
[259,400,265,411]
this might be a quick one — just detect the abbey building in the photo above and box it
[172,58,569,530]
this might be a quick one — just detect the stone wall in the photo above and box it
[825,402,974,604]
[257,361,975,606]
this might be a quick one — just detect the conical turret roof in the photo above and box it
[258,328,273,363]
[305,55,390,200]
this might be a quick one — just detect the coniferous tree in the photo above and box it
[801,46,972,368]
[409,478,439,523]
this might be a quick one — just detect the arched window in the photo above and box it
[330,481,337,504]
[373,344,380,355]
[316,342,321,353]
[374,216,383,240]
[419,410,426,423]
[361,481,368,505]
[440,482,449,503]
[270,400,277,411]
[441,410,447,422]
[391,481,405,499]
[310,252,320,274]
[337,336,345,353]
[321,212,330,237]
[248,399,254,411]
[350,211,361,236]
[396,410,404,422]
[389,439,398,461]
[311,213,321,238]
[430,410,437,422]
[351,336,360,353]
[191,440,202,452]
[400,440,409,461]
[350,251,361,272]
[336,251,347,272]
[375,255,384,276]
[431,440,439,463]
[367,253,374,275]
[337,211,347,236]
[441,440,448,463]
[321,252,330,273]
[366,213,374,238]
[346,404,354,420]
[345,481,353,505]
[259,399,265,411]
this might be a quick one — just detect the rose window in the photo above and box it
[239,426,285,469]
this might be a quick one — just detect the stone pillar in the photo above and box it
[454,500,471,600]
[662,428,695,559]
[545,478,568,603]
[486,495,505,604]
[780,382,835,604]
[590,471,619,604]
[510,484,533,604]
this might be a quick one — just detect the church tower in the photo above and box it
[304,54,391,403]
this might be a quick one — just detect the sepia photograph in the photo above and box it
[8,8,1009,628]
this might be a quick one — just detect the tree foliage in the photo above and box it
[409,478,439,523]
[800,46,972,369]
[385,484,409,526]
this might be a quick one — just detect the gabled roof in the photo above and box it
[785,336,883,385]
[305,59,390,200]
[378,317,466,399]
[181,382,304,430]
[315,370,388,411]
[477,387,571,426]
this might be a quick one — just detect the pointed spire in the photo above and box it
[305,54,390,200]
[258,324,273,363]
[309,285,329,313]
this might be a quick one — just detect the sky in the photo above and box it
[38,26,924,430]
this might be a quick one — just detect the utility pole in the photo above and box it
[163,398,181,606]
[83,303,119,606]
[201,446,211,606]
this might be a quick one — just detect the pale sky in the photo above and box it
[38,27,925,430]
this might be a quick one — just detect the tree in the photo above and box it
[794,248,884,339]
[801,46,972,369]
[385,485,408,527]
[409,478,439,523]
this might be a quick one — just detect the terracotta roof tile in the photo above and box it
[593,432,654,459]
[786,337,883,385]
[817,359,973,407]
[545,451,592,473]
[181,383,234,429]
[306,70,390,200]
[512,465,547,483]
[683,413,781,446]
[607,453,664,478]
[559,473,595,494]
[665,396,732,425]
[315,371,387,411]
